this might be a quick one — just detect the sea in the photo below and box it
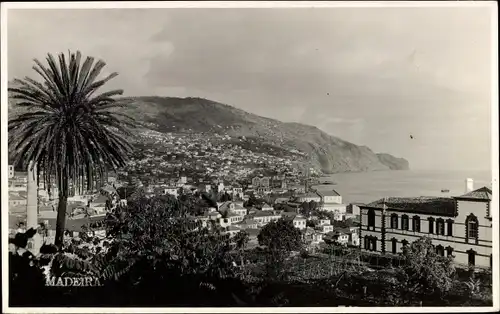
[314,169,493,205]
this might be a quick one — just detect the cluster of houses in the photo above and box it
[12,162,491,271]
[187,200,360,249]
[124,129,305,187]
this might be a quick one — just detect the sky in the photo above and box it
[6,6,494,171]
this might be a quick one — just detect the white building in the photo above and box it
[317,189,342,204]
[360,180,492,269]
[292,215,307,230]
[164,187,178,198]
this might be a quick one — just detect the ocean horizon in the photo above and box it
[316,169,493,205]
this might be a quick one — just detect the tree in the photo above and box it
[299,200,318,218]
[100,195,245,304]
[258,219,302,279]
[8,51,135,247]
[401,237,455,299]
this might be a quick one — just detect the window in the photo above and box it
[401,215,409,231]
[401,239,408,247]
[446,246,454,257]
[367,209,375,230]
[364,236,377,252]
[390,214,398,229]
[428,217,435,234]
[412,216,421,232]
[446,219,454,236]
[371,237,377,251]
[468,250,476,266]
[436,218,445,235]
[391,238,397,254]
[465,214,479,243]
[435,245,445,257]
[468,221,478,238]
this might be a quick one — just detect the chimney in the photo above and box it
[465,178,474,193]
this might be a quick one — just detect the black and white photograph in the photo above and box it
[1,1,498,312]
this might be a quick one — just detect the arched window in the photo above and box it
[465,214,479,244]
[412,215,421,232]
[446,246,454,257]
[401,215,409,231]
[391,238,397,254]
[436,218,445,235]
[428,217,435,234]
[390,214,398,229]
[446,219,454,236]
[435,245,445,257]
[367,209,375,230]
[467,249,476,266]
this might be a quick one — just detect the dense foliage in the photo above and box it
[8,199,491,307]
[400,237,456,300]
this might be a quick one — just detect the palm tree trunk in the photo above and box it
[54,171,69,248]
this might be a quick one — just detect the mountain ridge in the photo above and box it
[8,95,410,174]
[118,96,410,173]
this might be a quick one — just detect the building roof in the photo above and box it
[296,192,321,199]
[293,215,307,221]
[362,197,456,217]
[281,211,298,219]
[218,201,246,213]
[455,187,492,201]
[245,228,261,237]
[237,218,258,225]
[253,210,281,217]
[226,225,241,232]
[317,189,341,197]
[9,192,26,201]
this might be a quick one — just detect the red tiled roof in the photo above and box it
[455,187,492,201]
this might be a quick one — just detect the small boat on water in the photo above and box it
[441,189,450,193]
[321,180,337,185]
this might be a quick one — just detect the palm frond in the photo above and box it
[8,50,136,196]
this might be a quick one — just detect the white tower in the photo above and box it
[465,178,474,194]
[26,161,42,254]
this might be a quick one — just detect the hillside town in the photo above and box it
[5,4,495,309]
[8,158,362,254]
[8,156,492,271]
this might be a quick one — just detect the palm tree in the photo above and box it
[8,51,135,247]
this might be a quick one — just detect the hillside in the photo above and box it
[8,96,409,173]
[376,153,410,171]
[117,97,410,173]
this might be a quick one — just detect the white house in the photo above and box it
[295,192,322,203]
[218,201,247,217]
[164,187,178,198]
[261,203,274,211]
[317,189,342,204]
[253,210,282,227]
[317,224,334,234]
[293,215,307,230]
